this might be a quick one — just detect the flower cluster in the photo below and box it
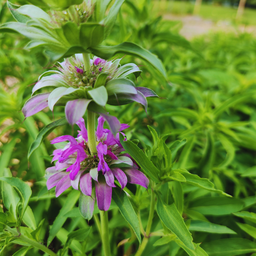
[50,1,94,27]
[22,54,157,127]
[56,55,119,88]
[46,116,149,215]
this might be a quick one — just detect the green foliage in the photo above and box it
[1,0,256,255]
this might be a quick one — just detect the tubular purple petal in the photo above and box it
[80,173,92,196]
[71,170,83,190]
[46,172,66,189]
[55,175,72,197]
[107,150,118,160]
[22,93,50,118]
[95,181,112,211]
[104,170,116,187]
[119,123,129,131]
[65,99,91,125]
[96,116,105,140]
[125,169,149,188]
[112,168,127,189]
[76,118,88,141]
[51,135,77,145]
[97,142,110,174]
[100,113,121,135]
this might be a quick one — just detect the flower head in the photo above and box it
[46,116,149,217]
[22,54,157,130]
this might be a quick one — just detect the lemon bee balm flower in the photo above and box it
[46,117,149,219]
[22,54,157,132]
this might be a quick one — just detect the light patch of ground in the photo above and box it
[163,14,256,39]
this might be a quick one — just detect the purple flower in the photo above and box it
[75,66,84,74]
[46,116,149,215]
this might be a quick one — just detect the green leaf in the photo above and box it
[23,206,37,230]
[179,170,230,196]
[13,247,32,256]
[56,228,83,254]
[202,238,256,256]
[103,0,125,37]
[0,177,32,219]
[90,42,166,79]
[95,0,111,21]
[7,2,31,23]
[1,169,20,220]
[112,188,141,243]
[0,138,17,176]
[236,222,256,239]
[106,78,137,96]
[63,22,80,46]
[189,220,236,234]
[176,241,209,256]
[153,235,176,247]
[67,227,91,242]
[233,211,256,223]
[169,139,187,161]
[47,190,80,246]
[88,86,108,106]
[156,195,194,250]
[169,182,183,214]
[42,0,83,10]
[120,134,160,182]
[217,133,235,168]
[213,92,252,118]
[80,23,105,48]
[28,118,67,158]
[190,197,244,216]
[31,219,45,241]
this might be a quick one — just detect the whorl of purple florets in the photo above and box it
[93,57,106,66]
[46,116,149,212]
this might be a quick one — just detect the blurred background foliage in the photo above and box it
[1,0,256,255]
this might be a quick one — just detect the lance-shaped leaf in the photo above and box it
[112,188,141,243]
[47,190,80,246]
[120,134,160,182]
[0,177,32,219]
[28,118,67,158]
[90,42,167,79]
[202,238,256,256]
[103,0,125,37]
[42,0,83,10]
[156,195,194,250]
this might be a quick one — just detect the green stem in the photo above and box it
[83,53,91,72]
[6,227,57,256]
[87,110,97,155]
[135,186,156,256]
[100,211,111,256]
[93,214,102,238]
[19,235,58,256]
